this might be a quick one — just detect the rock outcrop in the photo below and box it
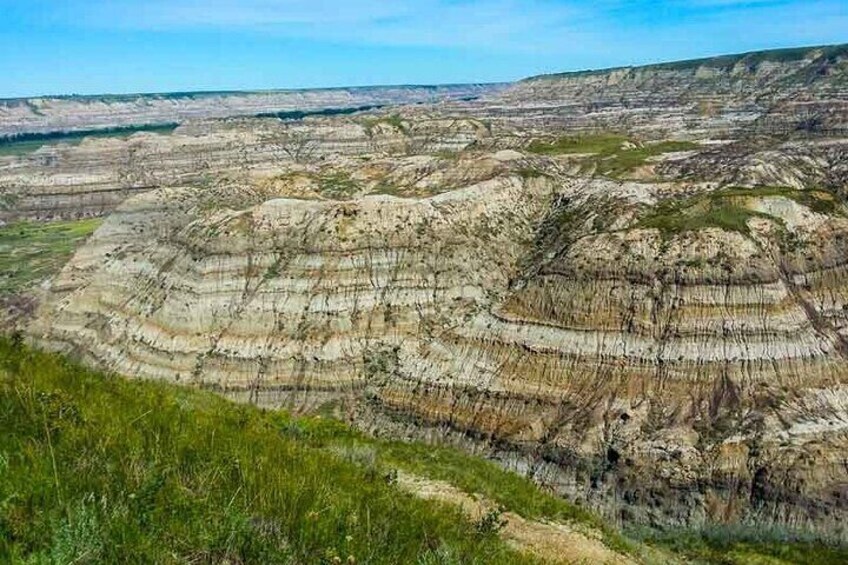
[467,44,848,139]
[30,154,848,539]
[14,43,848,541]
[0,114,495,222]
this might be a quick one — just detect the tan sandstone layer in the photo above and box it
[29,151,848,539]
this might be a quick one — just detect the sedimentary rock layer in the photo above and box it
[465,43,848,139]
[0,84,500,136]
[0,115,494,222]
[31,156,848,538]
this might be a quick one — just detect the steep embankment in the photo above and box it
[29,149,848,540]
[1,337,646,564]
[7,338,848,564]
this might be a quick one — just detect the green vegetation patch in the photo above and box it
[0,219,101,295]
[638,196,763,236]
[597,140,699,177]
[527,133,698,178]
[319,172,361,200]
[636,186,842,237]
[718,185,841,215]
[527,133,629,156]
[637,525,848,565]
[0,339,536,564]
[0,124,178,158]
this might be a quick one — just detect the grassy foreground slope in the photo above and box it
[1,338,847,564]
[0,338,541,564]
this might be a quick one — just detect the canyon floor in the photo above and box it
[2,43,848,562]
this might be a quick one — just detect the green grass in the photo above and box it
[637,526,848,565]
[293,414,631,551]
[0,124,178,158]
[717,185,841,215]
[364,440,636,555]
[527,134,698,178]
[319,172,361,200]
[637,197,762,236]
[527,133,629,156]
[636,186,842,237]
[2,339,846,563]
[0,338,538,564]
[596,141,698,177]
[0,219,102,295]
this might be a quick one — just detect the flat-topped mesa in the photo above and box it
[0,84,502,137]
[30,155,848,539]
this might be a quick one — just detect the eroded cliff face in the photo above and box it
[479,44,848,138]
[30,151,848,539]
[14,44,848,541]
[0,115,495,222]
[4,46,847,227]
[0,84,500,137]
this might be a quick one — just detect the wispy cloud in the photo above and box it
[51,0,584,51]
[31,0,841,56]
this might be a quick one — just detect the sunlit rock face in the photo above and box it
[476,44,848,138]
[31,152,848,539]
[14,44,848,540]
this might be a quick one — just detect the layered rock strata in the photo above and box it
[461,44,848,139]
[0,115,495,222]
[0,84,500,137]
[31,157,848,539]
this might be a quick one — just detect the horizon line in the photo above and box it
[4,41,844,102]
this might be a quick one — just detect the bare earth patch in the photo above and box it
[396,471,636,564]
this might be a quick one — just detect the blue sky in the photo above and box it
[1,0,845,98]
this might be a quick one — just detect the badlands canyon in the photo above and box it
[4,44,848,547]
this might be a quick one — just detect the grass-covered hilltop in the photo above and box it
[1,338,846,564]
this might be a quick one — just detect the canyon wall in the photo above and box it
[14,43,848,539]
[0,84,500,136]
[30,154,848,538]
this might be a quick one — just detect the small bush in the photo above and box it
[474,506,508,537]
